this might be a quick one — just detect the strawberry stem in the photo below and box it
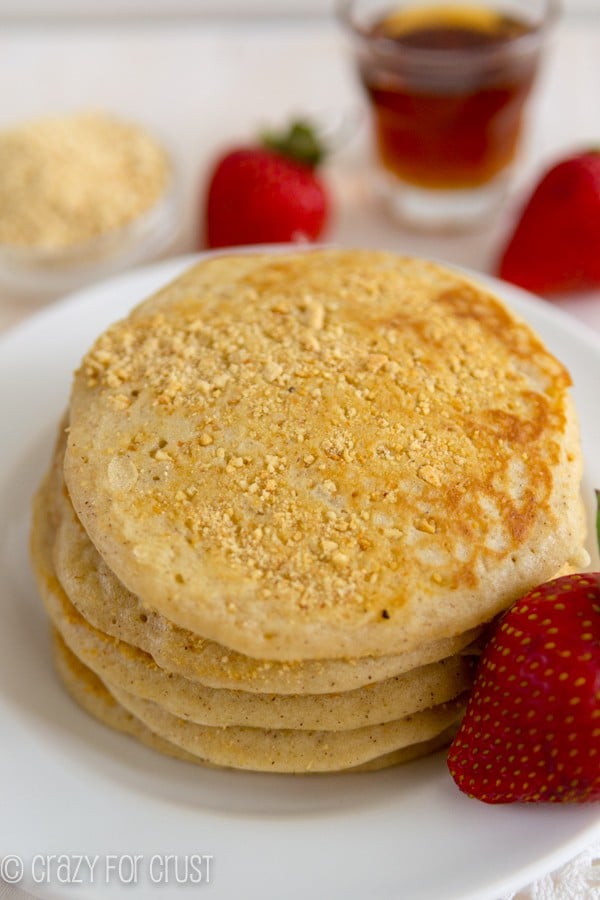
[261,120,327,169]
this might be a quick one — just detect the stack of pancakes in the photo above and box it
[30,250,588,773]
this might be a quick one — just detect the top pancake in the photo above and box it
[64,250,588,660]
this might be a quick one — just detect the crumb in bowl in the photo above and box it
[0,111,178,296]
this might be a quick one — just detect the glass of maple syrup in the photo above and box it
[340,1,559,230]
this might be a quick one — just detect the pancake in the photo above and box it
[49,454,480,695]
[52,632,458,774]
[63,250,588,660]
[31,468,473,730]
[108,680,465,773]
[40,548,473,730]
[53,628,204,766]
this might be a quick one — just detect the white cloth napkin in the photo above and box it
[2,841,600,899]
[504,840,600,900]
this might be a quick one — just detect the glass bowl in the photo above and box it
[0,166,180,300]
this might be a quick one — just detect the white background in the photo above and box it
[0,0,596,17]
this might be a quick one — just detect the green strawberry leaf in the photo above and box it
[261,120,327,169]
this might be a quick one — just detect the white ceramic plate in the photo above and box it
[1,254,599,900]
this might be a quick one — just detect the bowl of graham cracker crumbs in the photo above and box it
[0,111,179,297]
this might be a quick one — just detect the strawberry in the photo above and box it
[447,571,600,804]
[202,120,329,249]
[497,150,600,295]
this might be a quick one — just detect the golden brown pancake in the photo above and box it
[52,631,459,774]
[63,250,588,660]
[108,680,465,774]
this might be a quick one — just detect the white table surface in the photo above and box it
[0,11,599,900]
[0,13,600,333]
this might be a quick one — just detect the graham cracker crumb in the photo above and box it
[0,112,169,248]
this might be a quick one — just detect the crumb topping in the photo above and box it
[0,112,169,248]
[75,252,573,623]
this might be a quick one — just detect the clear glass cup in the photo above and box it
[339,0,560,231]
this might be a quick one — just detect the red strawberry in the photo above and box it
[203,120,329,249]
[447,572,600,804]
[498,150,600,295]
